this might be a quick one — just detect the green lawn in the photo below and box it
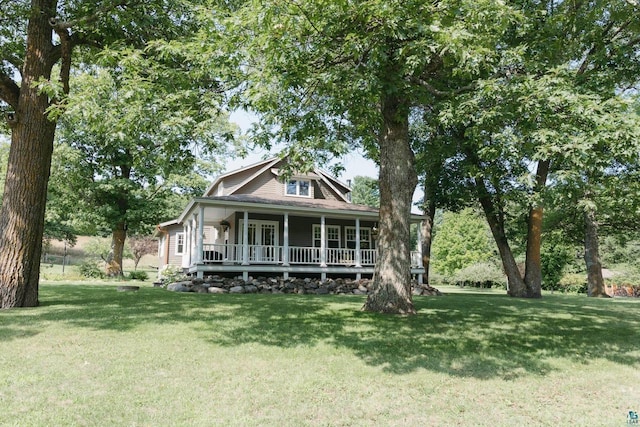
[1,284,639,426]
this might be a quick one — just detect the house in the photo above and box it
[155,157,425,282]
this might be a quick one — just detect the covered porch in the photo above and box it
[177,195,425,282]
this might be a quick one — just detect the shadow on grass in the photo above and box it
[3,284,639,380]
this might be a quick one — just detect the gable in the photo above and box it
[206,157,352,203]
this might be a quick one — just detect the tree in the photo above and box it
[128,235,158,271]
[225,0,515,314]
[350,176,379,208]
[0,0,218,307]
[411,114,473,286]
[420,0,640,298]
[431,209,495,276]
[54,67,235,277]
[0,138,9,201]
[544,99,640,296]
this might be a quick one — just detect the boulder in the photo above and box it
[167,282,190,292]
[229,285,245,294]
[244,285,258,294]
[208,287,227,294]
[192,285,209,293]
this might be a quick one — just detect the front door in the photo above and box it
[239,220,279,263]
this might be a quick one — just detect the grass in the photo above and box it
[1,284,639,426]
[39,262,158,283]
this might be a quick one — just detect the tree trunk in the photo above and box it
[474,177,526,296]
[420,192,436,286]
[523,159,550,298]
[0,0,56,309]
[363,93,418,315]
[584,206,609,297]
[106,222,127,277]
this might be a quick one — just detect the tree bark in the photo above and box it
[420,189,436,286]
[474,177,527,296]
[584,205,610,297]
[363,93,418,315]
[106,222,127,277]
[0,0,57,309]
[523,159,550,298]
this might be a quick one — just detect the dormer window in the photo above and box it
[286,179,311,197]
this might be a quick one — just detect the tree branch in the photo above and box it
[577,20,615,75]
[410,76,477,98]
[50,19,72,95]
[0,70,20,110]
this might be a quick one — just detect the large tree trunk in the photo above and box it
[474,177,526,296]
[363,94,418,315]
[0,0,56,309]
[106,222,127,277]
[523,159,550,298]
[420,191,436,285]
[584,205,609,297]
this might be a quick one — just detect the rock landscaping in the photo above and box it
[163,275,442,296]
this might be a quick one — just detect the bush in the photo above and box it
[128,270,149,281]
[557,273,588,294]
[78,260,105,279]
[451,262,507,289]
[541,243,572,291]
[159,264,186,284]
[427,272,448,288]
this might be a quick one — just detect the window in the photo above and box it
[175,232,185,255]
[345,226,371,249]
[313,225,341,248]
[286,179,311,197]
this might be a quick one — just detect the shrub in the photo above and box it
[159,264,186,284]
[451,262,506,289]
[427,272,448,288]
[557,273,587,294]
[128,270,149,281]
[541,243,572,291]
[78,260,105,279]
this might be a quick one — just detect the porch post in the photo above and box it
[282,213,290,266]
[417,220,424,284]
[197,207,204,264]
[181,223,189,269]
[417,220,423,266]
[320,215,327,267]
[355,218,362,267]
[191,214,197,266]
[242,210,250,265]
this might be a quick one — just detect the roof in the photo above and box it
[177,194,425,223]
[153,219,180,237]
[206,194,377,213]
[202,157,279,197]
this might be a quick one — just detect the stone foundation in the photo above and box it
[164,275,442,296]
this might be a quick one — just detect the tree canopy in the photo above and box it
[0,0,234,307]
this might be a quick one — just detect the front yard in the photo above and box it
[1,284,638,426]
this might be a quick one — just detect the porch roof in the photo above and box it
[178,194,425,223]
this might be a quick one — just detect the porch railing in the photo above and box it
[201,243,421,268]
